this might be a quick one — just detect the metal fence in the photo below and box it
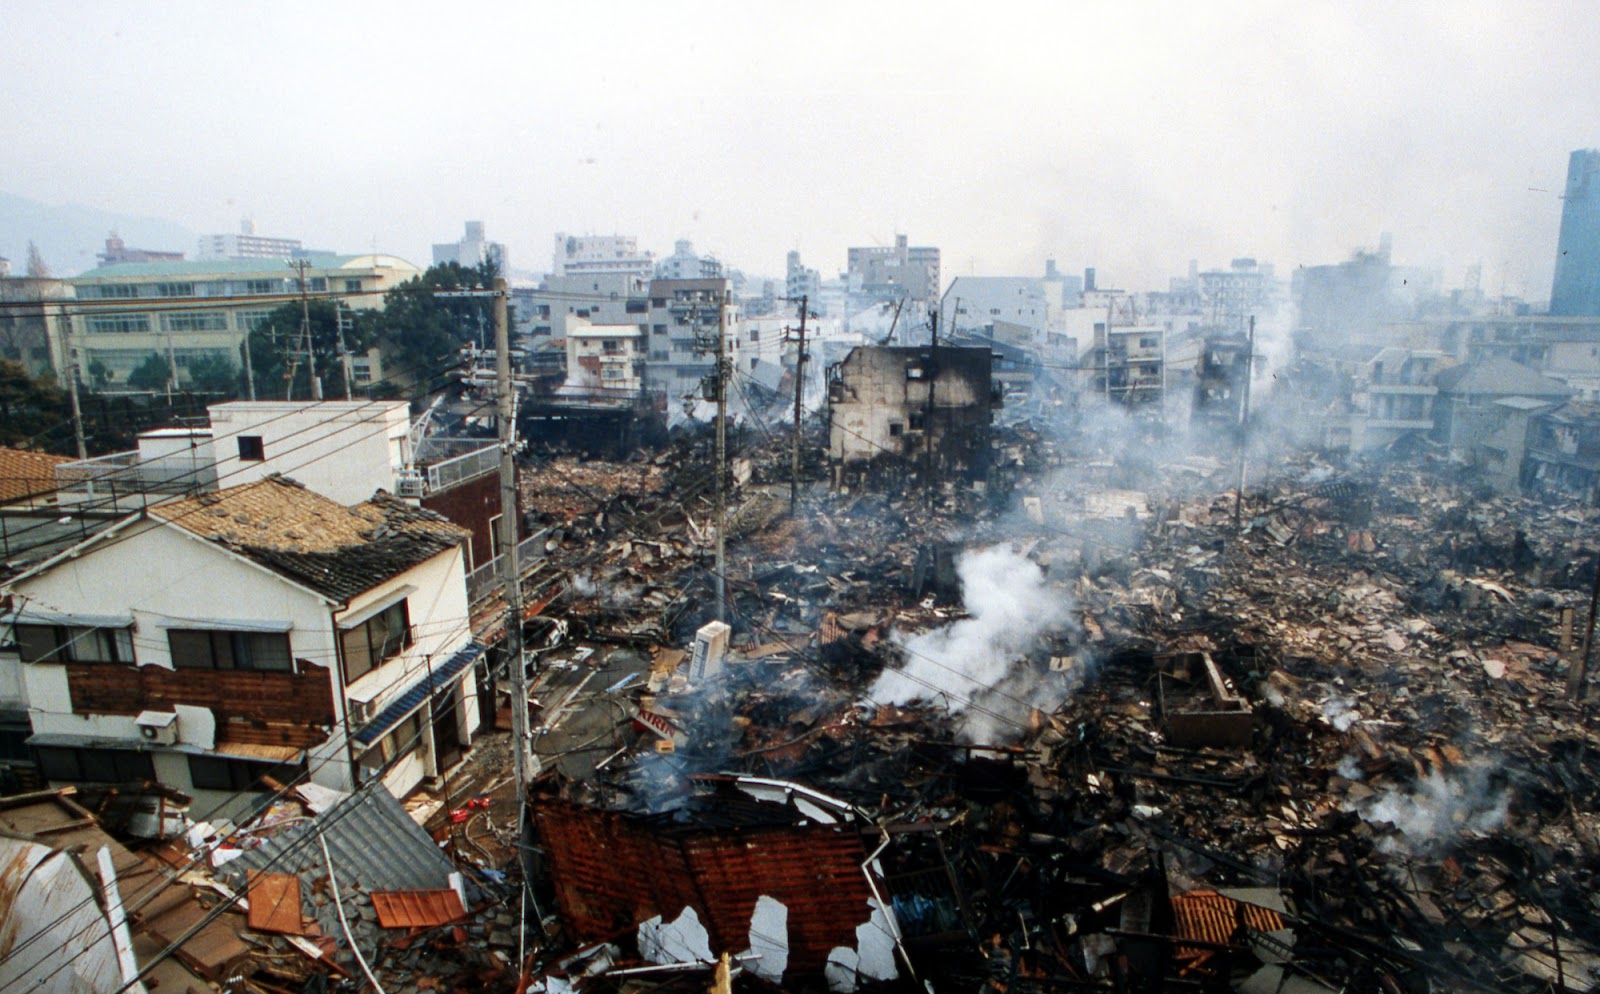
[465,528,550,604]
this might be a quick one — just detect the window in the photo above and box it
[340,600,410,684]
[909,412,927,431]
[86,314,151,333]
[309,277,327,292]
[625,299,648,314]
[162,312,228,332]
[187,754,304,791]
[244,279,277,295]
[358,709,424,774]
[168,629,292,671]
[344,279,362,293]
[602,339,622,354]
[889,422,904,437]
[238,435,265,461]
[36,747,154,784]
[15,624,134,664]
[602,367,625,380]
[749,329,760,341]
[236,310,273,331]
[94,284,138,299]
[653,324,668,335]
[154,282,195,298]
[649,350,669,361]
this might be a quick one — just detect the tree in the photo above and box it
[127,352,173,392]
[0,360,68,447]
[245,299,363,400]
[367,262,498,391]
[187,353,240,396]
[87,358,113,389]
[25,241,50,278]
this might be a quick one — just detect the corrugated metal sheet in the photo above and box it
[225,784,462,895]
[0,838,141,994]
[353,642,483,746]
[1171,889,1285,948]
[532,795,875,976]
[372,888,467,928]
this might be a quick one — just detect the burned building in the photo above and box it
[826,345,996,486]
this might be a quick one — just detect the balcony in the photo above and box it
[55,452,217,509]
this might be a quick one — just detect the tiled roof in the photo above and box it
[151,476,467,602]
[0,447,70,505]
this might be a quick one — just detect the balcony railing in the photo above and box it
[465,528,551,604]
[55,452,217,503]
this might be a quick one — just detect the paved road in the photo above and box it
[529,646,651,780]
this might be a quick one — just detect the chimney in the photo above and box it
[1084,267,1097,292]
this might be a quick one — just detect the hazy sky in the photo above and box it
[5,1,1597,295]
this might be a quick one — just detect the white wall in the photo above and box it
[208,400,410,505]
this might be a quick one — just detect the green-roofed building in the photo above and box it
[64,253,419,388]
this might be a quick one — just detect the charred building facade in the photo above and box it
[826,345,996,486]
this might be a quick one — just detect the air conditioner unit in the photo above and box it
[689,621,731,682]
[135,710,178,747]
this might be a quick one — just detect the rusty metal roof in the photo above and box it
[372,888,467,929]
[532,794,876,976]
[1171,889,1286,948]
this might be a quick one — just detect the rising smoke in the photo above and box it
[1357,764,1510,854]
[870,545,1077,743]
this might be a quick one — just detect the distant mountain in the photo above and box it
[0,191,197,278]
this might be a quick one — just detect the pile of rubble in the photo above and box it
[502,426,1600,994]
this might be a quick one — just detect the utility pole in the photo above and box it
[789,294,808,513]
[242,326,257,401]
[714,292,729,622]
[60,305,87,461]
[335,304,354,400]
[290,259,322,401]
[492,276,532,785]
[924,308,939,505]
[1569,549,1600,699]
[1233,317,1256,531]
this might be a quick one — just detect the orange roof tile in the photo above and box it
[0,447,70,505]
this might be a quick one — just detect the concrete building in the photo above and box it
[196,219,303,261]
[558,320,644,399]
[656,240,722,281]
[1551,149,1600,317]
[65,253,418,386]
[847,234,941,307]
[1292,237,1440,345]
[552,233,654,280]
[433,220,508,274]
[1196,258,1276,334]
[1,476,480,811]
[643,277,734,407]
[1315,347,1441,451]
[96,232,184,267]
[827,345,995,485]
[786,250,822,307]
[0,273,71,376]
[1086,322,1166,410]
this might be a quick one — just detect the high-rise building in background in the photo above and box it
[433,221,508,274]
[656,239,722,280]
[197,219,303,261]
[846,234,941,306]
[551,233,654,279]
[1551,149,1600,316]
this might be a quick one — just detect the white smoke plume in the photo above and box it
[1358,764,1510,853]
[871,546,1076,743]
